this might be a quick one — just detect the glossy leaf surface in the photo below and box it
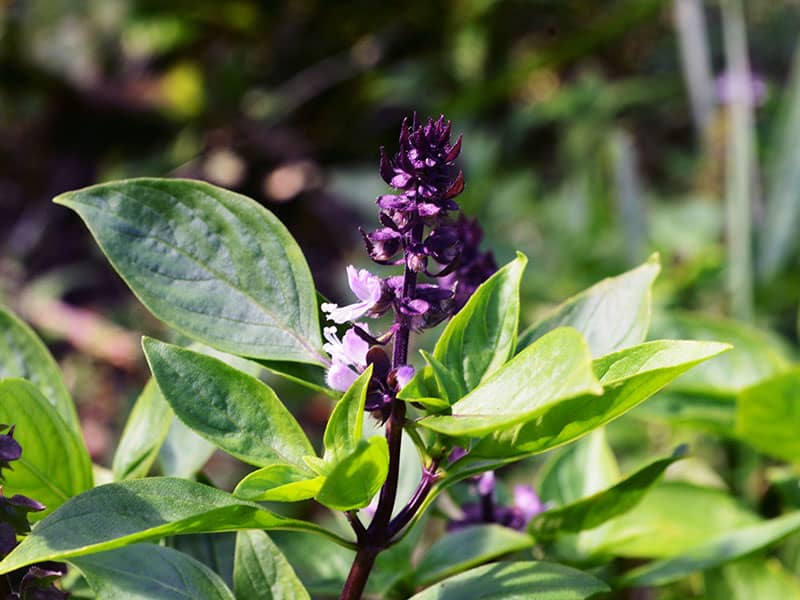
[472,340,729,458]
[432,254,526,393]
[143,338,314,468]
[55,178,326,364]
[420,328,601,437]
[71,543,235,599]
[0,478,345,574]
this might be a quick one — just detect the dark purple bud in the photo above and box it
[18,562,69,600]
[0,493,46,535]
[362,227,403,263]
[0,427,22,480]
[0,522,17,556]
[444,171,465,199]
[444,134,463,163]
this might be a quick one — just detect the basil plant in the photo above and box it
[0,115,738,599]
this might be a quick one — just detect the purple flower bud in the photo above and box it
[513,485,546,522]
[18,562,69,599]
[361,227,402,263]
[477,471,496,496]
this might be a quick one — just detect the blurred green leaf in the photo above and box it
[112,380,172,481]
[409,561,609,600]
[55,179,326,365]
[519,254,660,357]
[530,450,685,541]
[736,369,800,462]
[704,557,800,599]
[0,378,92,517]
[619,511,800,587]
[590,482,759,559]
[234,530,310,600]
[158,417,217,478]
[539,429,620,506]
[71,543,235,599]
[0,305,80,433]
[413,525,534,588]
[650,312,792,397]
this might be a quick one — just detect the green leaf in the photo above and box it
[530,450,685,541]
[518,254,660,357]
[409,561,610,600]
[0,478,350,575]
[323,366,372,460]
[650,312,792,397]
[419,328,602,437]
[619,511,800,587]
[413,525,534,587]
[158,417,217,478]
[432,254,527,393]
[421,350,464,405]
[234,463,324,502]
[539,429,620,507]
[54,178,326,364]
[589,482,759,559]
[0,304,80,433]
[705,557,800,600]
[472,340,730,458]
[234,530,310,600]
[736,369,800,462]
[169,533,235,589]
[112,380,172,480]
[396,367,449,411]
[0,379,92,517]
[315,437,389,511]
[143,338,314,468]
[71,543,235,599]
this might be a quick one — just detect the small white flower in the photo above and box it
[323,325,370,392]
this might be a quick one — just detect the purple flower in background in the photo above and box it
[715,70,767,107]
[447,473,546,532]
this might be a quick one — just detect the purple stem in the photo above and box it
[340,223,423,600]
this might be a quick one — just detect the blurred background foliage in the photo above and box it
[5,0,800,595]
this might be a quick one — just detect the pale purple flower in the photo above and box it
[715,70,767,107]
[477,471,496,496]
[323,325,370,392]
[513,485,546,522]
[394,365,415,389]
[321,266,384,324]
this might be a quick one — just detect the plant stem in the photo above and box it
[340,223,423,600]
